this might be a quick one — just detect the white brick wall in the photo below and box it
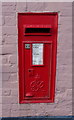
[0,1,2,118]
[2,2,72,117]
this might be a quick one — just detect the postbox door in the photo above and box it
[23,42,52,100]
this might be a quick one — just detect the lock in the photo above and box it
[28,69,34,76]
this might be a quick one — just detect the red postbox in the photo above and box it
[18,12,58,103]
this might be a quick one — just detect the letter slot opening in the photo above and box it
[26,28,50,33]
[24,27,52,36]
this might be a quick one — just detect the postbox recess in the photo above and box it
[18,12,58,103]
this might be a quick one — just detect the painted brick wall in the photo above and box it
[2,2,72,117]
[0,1,2,118]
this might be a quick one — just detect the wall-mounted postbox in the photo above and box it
[18,12,58,103]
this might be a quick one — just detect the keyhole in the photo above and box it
[29,70,31,72]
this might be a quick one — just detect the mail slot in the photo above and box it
[24,25,52,36]
[18,12,58,103]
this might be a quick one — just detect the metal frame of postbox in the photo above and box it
[18,12,58,103]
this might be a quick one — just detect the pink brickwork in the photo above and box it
[2,2,72,117]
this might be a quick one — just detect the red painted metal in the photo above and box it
[18,12,58,103]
